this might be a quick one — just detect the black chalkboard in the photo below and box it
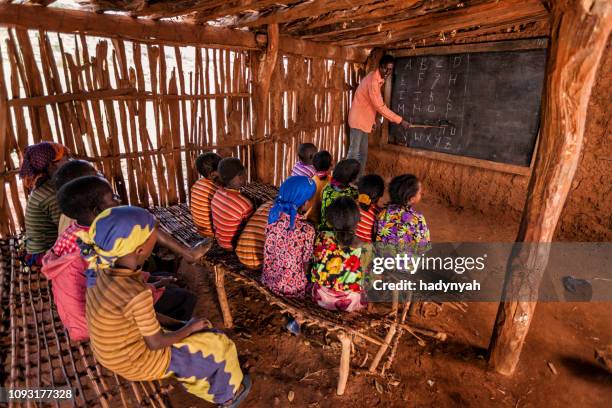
[388,48,547,167]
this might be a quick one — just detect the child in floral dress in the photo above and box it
[319,159,360,230]
[375,174,430,255]
[261,176,317,298]
[311,197,373,312]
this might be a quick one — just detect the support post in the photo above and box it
[488,0,611,376]
[213,265,233,329]
[253,24,279,184]
[337,331,352,396]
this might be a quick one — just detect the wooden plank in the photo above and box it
[307,0,547,46]
[488,0,612,376]
[0,4,367,62]
[390,38,549,57]
[0,4,263,49]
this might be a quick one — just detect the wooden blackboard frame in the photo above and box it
[381,38,548,176]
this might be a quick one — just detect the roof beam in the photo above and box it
[0,4,368,62]
[228,0,381,28]
[310,0,548,47]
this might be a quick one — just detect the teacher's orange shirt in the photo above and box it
[348,69,402,133]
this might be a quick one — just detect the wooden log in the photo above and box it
[488,0,612,376]
[254,24,279,184]
[214,265,234,329]
[336,331,352,396]
[368,322,396,373]
[0,4,263,49]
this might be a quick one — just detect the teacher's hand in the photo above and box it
[400,120,412,129]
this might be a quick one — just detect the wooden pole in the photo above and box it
[488,0,611,376]
[254,24,279,184]
[336,331,352,396]
[214,265,234,329]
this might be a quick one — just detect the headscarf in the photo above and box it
[268,176,316,230]
[19,142,70,189]
[77,206,157,287]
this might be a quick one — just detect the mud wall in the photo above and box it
[367,41,611,241]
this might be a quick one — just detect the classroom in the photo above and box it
[0,1,609,407]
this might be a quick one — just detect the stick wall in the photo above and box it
[0,27,362,237]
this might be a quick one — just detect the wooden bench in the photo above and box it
[0,238,173,408]
[150,195,445,395]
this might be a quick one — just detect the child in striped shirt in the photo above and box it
[356,174,385,243]
[290,143,317,178]
[235,200,273,270]
[190,152,221,237]
[81,206,250,406]
[211,158,254,250]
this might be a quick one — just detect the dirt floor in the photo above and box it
[168,196,612,407]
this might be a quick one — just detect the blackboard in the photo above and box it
[388,46,547,167]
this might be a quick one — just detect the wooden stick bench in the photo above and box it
[0,238,173,408]
[149,189,446,396]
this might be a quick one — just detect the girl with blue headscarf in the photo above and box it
[261,176,316,300]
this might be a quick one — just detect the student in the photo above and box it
[290,143,317,178]
[235,200,273,270]
[190,152,221,237]
[375,174,430,253]
[80,206,250,406]
[43,177,197,340]
[42,176,120,341]
[261,176,316,299]
[306,150,332,225]
[20,142,70,265]
[319,158,360,230]
[311,197,372,312]
[211,158,254,250]
[355,174,385,243]
[52,159,99,235]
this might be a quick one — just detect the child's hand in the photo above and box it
[153,277,177,288]
[187,318,213,334]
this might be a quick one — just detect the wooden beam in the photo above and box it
[387,19,550,49]
[0,3,264,49]
[279,35,367,62]
[488,0,612,376]
[141,0,285,20]
[285,0,449,36]
[0,4,367,62]
[302,0,547,46]
[254,24,279,184]
[230,0,380,28]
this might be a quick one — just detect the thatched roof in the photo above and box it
[37,0,550,49]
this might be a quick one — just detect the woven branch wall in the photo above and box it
[0,26,363,237]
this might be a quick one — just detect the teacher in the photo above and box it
[347,55,411,176]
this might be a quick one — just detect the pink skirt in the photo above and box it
[311,283,367,312]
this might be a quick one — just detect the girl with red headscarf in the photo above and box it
[19,142,70,264]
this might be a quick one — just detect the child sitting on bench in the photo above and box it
[319,159,360,231]
[290,142,317,178]
[306,150,332,225]
[261,176,316,298]
[235,200,273,270]
[375,174,430,253]
[80,206,250,406]
[190,152,221,237]
[52,159,100,235]
[355,174,385,243]
[311,197,372,312]
[211,158,254,250]
[43,176,197,340]
[20,141,70,266]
